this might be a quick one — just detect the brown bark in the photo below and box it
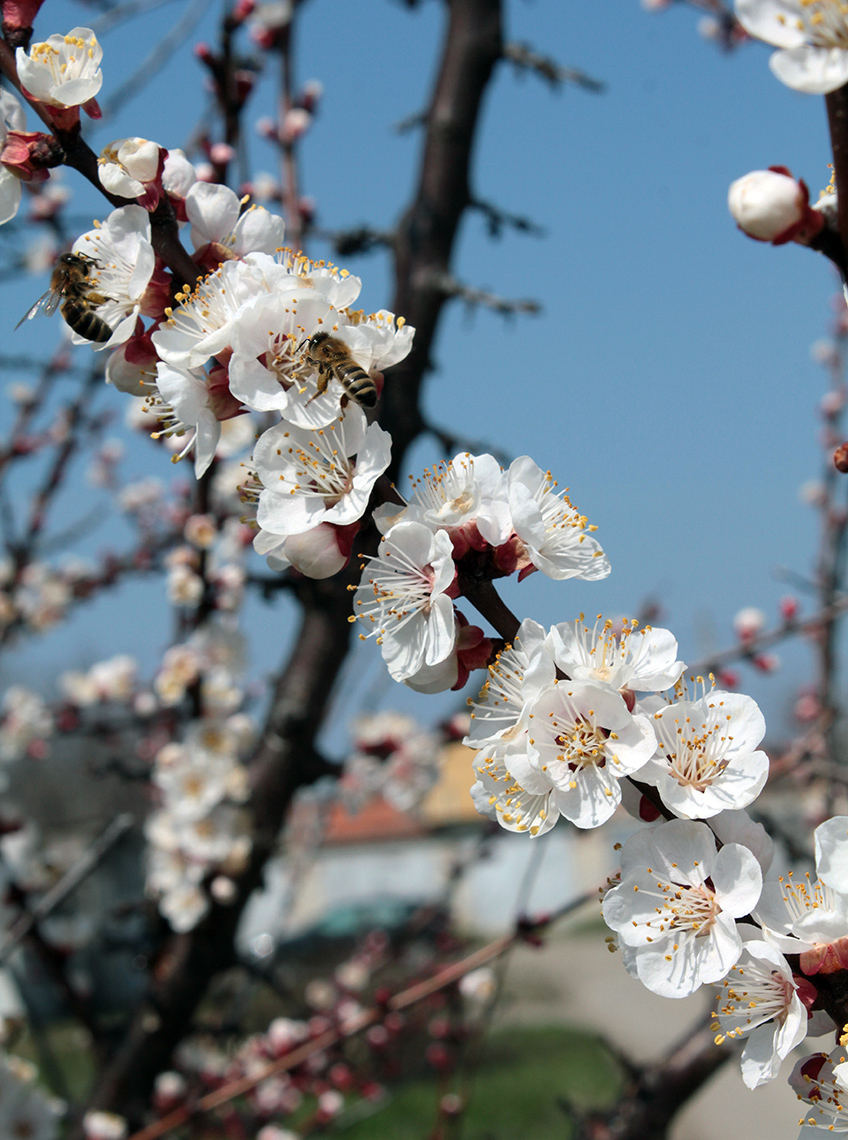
[573,1021,733,1140]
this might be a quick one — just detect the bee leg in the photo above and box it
[305,363,331,405]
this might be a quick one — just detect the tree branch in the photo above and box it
[433,270,540,316]
[502,42,605,93]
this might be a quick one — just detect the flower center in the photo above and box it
[657,715,730,791]
[552,716,607,770]
[793,0,848,48]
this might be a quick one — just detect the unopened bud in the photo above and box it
[209,142,235,165]
[835,442,848,473]
[780,595,799,622]
[822,388,847,417]
[230,0,255,22]
[728,167,824,245]
[281,107,311,144]
[732,606,767,640]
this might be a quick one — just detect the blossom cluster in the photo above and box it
[352,452,608,692]
[145,713,253,931]
[340,711,441,813]
[5,17,847,1138]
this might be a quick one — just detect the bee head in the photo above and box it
[299,330,329,356]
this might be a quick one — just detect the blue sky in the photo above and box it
[1,0,842,745]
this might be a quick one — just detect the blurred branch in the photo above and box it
[97,0,210,122]
[571,1015,732,1140]
[91,0,181,36]
[470,196,545,239]
[79,0,514,1126]
[502,42,605,92]
[433,271,541,316]
[394,108,428,134]
[0,814,134,965]
[125,890,595,1140]
[325,224,396,258]
[688,594,848,676]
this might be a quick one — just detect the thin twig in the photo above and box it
[502,42,605,92]
[470,197,545,239]
[688,594,848,676]
[97,0,210,122]
[432,271,540,317]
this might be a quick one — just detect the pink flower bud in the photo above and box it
[255,116,278,140]
[1,130,61,181]
[209,142,234,165]
[299,80,323,113]
[1,0,43,38]
[230,0,255,22]
[732,606,766,640]
[728,167,825,245]
[780,595,799,621]
[794,690,821,723]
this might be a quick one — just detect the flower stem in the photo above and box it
[459,578,520,643]
[826,84,848,259]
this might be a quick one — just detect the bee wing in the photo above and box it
[15,287,61,329]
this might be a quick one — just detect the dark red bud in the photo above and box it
[835,442,848,472]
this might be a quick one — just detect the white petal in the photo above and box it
[187,181,240,246]
[735,0,807,48]
[815,815,848,892]
[770,45,848,94]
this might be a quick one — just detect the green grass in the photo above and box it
[335,1025,622,1140]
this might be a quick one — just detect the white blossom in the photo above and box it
[186,181,285,256]
[398,452,512,547]
[97,137,161,199]
[150,363,221,478]
[465,619,557,748]
[17,28,103,108]
[0,92,25,226]
[736,0,848,93]
[712,939,808,1088]
[253,407,391,539]
[507,456,610,581]
[352,521,457,681]
[790,1048,848,1134]
[638,689,769,818]
[72,206,155,348]
[550,615,684,693]
[602,819,763,998]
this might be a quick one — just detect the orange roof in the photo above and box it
[322,796,427,845]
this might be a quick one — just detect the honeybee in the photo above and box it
[16,253,112,343]
[301,331,378,409]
